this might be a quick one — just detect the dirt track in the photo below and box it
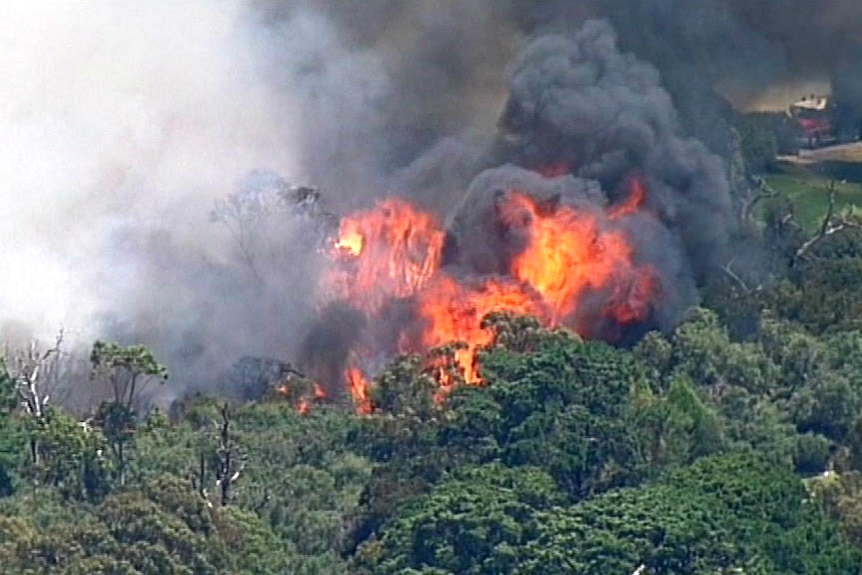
[780,141,862,165]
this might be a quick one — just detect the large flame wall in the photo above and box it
[314,170,660,408]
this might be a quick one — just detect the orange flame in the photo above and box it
[323,198,445,315]
[500,191,656,326]
[313,383,326,399]
[278,381,326,415]
[346,368,372,414]
[316,177,659,407]
[409,275,548,384]
[610,176,647,219]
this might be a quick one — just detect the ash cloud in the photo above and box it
[5,0,858,405]
[0,1,370,404]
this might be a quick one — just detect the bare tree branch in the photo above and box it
[215,402,244,506]
[718,256,766,295]
[743,176,780,224]
[6,329,65,421]
[720,257,750,292]
[3,330,68,466]
[795,180,861,260]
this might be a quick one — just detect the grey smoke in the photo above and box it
[499,21,734,281]
[301,21,733,386]
[0,2,352,405]
[448,21,725,334]
[5,0,857,405]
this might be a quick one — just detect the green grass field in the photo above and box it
[762,161,862,230]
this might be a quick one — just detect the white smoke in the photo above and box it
[0,1,304,344]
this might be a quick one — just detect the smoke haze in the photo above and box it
[0,1,300,338]
[2,1,860,404]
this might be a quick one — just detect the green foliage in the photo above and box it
[2,300,862,574]
[737,113,779,172]
[370,353,438,419]
[811,471,862,547]
[230,402,371,570]
[481,311,579,354]
[0,366,24,497]
[361,454,859,575]
[760,320,862,447]
[627,377,724,470]
[517,454,859,575]
[354,464,562,574]
[763,257,862,335]
[474,336,645,496]
[90,341,168,409]
[637,311,806,465]
[25,407,111,501]
[0,475,295,574]
[89,342,168,487]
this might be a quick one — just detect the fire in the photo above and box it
[278,381,326,415]
[323,198,445,315]
[500,190,656,327]
[605,272,658,325]
[409,275,548,384]
[610,176,647,219]
[335,229,364,256]
[346,367,372,414]
[312,174,660,411]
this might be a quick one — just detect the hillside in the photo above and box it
[4,3,862,575]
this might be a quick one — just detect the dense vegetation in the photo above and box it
[5,148,862,573]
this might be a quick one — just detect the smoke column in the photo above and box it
[0,2,342,404]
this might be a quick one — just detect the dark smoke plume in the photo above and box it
[288,0,862,158]
[496,21,734,283]
[444,21,728,317]
[299,20,734,390]
[515,1,862,133]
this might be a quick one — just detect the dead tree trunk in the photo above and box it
[215,403,243,506]
[6,331,65,467]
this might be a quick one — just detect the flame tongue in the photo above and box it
[335,229,364,256]
[610,177,647,219]
[323,198,445,316]
[346,367,372,414]
[499,190,656,327]
[409,274,549,384]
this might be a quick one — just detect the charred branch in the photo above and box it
[719,257,759,294]
[215,402,244,506]
[795,180,861,260]
[743,176,779,224]
[4,330,66,466]
[190,450,209,502]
